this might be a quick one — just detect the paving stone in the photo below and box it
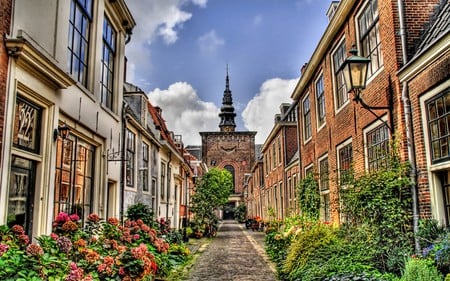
[185,220,277,281]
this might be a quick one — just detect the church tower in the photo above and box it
[199,66,257,219]
[219,66,237,132]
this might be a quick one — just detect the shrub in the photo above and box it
[401,258,442,281]
[126,203,156,228]
[0,212,191,280]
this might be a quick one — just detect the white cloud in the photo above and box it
[242,78,298,144]
[197,30,225,53]
[125,0,194,85]
[148,82,220,145]
[191,0,208,8]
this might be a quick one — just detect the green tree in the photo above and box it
[190,168,233,229]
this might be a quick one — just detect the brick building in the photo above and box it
[0,0,12,170]
[200,70,256,219]
[290,0,444,224]
[398,1,450,224]
[251,103,299,219]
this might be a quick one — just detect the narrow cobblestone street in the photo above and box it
[185,220,277,281]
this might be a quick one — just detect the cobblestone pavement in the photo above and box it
[185,220,277,281]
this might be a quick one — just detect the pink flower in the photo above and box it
[133,234,140,240]
[18,234,29,245]
[50,233,58,240]
[65,262,84,281]
[26,244,44,257]
[107,217,119,226]
[87,213,100,223]
[69,214,80,222]
[55,212,70,223]
[11,225,25,235]
[0,244,9,256]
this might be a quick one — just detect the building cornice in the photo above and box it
[291,0,356,101]
[6,37,75,89]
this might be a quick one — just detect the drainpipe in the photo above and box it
[398,0,420,254]
[120,103,129,224]
[166,151,172,224]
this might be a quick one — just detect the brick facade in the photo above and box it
[200,131,256,196]
[0,0,12,164]
[291,0,441,224]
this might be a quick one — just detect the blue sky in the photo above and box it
[125,0,331,145]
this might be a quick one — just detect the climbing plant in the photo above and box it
[297,172,320,220]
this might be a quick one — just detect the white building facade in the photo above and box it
[1,0,135,237]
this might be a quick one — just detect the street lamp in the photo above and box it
[53,124,70,141]
[340,45,394,134]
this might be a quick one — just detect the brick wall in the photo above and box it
[295,0,441,224]
[0,0,12,164]
[407,51,450,219]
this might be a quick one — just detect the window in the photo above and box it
[160,162,166,200]
[101,17,116,110]
[278,137,282,164]
[54,136,95,221]
[338,142,353,185]
[167,166,172,201]
[141,142,149,192]
[13,96,41,153]
[303,95,312,141]
[319,157,329,192]
[126,130,135,187]
[366,124,389,171]
[319,156,330,222]
[358,0,382,78]
[9,96,43,235]
[67,0,92,86]
[333,40,348,109]
[427,88,450,163]
[316,75,326,127]
[151,177,157,208]
[272,143,276,168]
[224,165,235,192]
[305,165,314,177]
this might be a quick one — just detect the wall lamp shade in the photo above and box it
[340,47,371,93]
[53,124,70,141]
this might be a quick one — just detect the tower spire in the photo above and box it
[219,65,236,132]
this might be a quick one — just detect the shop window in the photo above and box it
[54,136,95,221]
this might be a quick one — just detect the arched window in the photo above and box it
[224,165,235,192]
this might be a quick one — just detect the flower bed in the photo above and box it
[0,212,190,280]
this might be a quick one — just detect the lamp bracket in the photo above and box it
[353,89,394,134]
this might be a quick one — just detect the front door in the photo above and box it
[7,156,36,235]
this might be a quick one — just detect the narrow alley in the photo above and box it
[185,220,277,281]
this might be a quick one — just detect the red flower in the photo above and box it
[11,225,25,235]
[87,213,100,223]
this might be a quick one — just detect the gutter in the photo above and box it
[397,0,420,253]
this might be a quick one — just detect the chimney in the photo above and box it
[301,63,308,75]
[327,1,340,22]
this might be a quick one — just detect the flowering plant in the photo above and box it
[0,210,189,280]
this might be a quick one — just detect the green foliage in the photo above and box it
[234,204,247,222]
[339,162,413,274]
[296,172,320,220]
[190,168,233,228]
[417,219,447,250]
[0,212,192,280]
[126,203,156,227]
[401,258,443,281]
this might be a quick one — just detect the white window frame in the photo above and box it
[356,0,384,85]
[331,37,349,113]
[363,118,389,172]
[315,73,326,131]
[302,93,312,143]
